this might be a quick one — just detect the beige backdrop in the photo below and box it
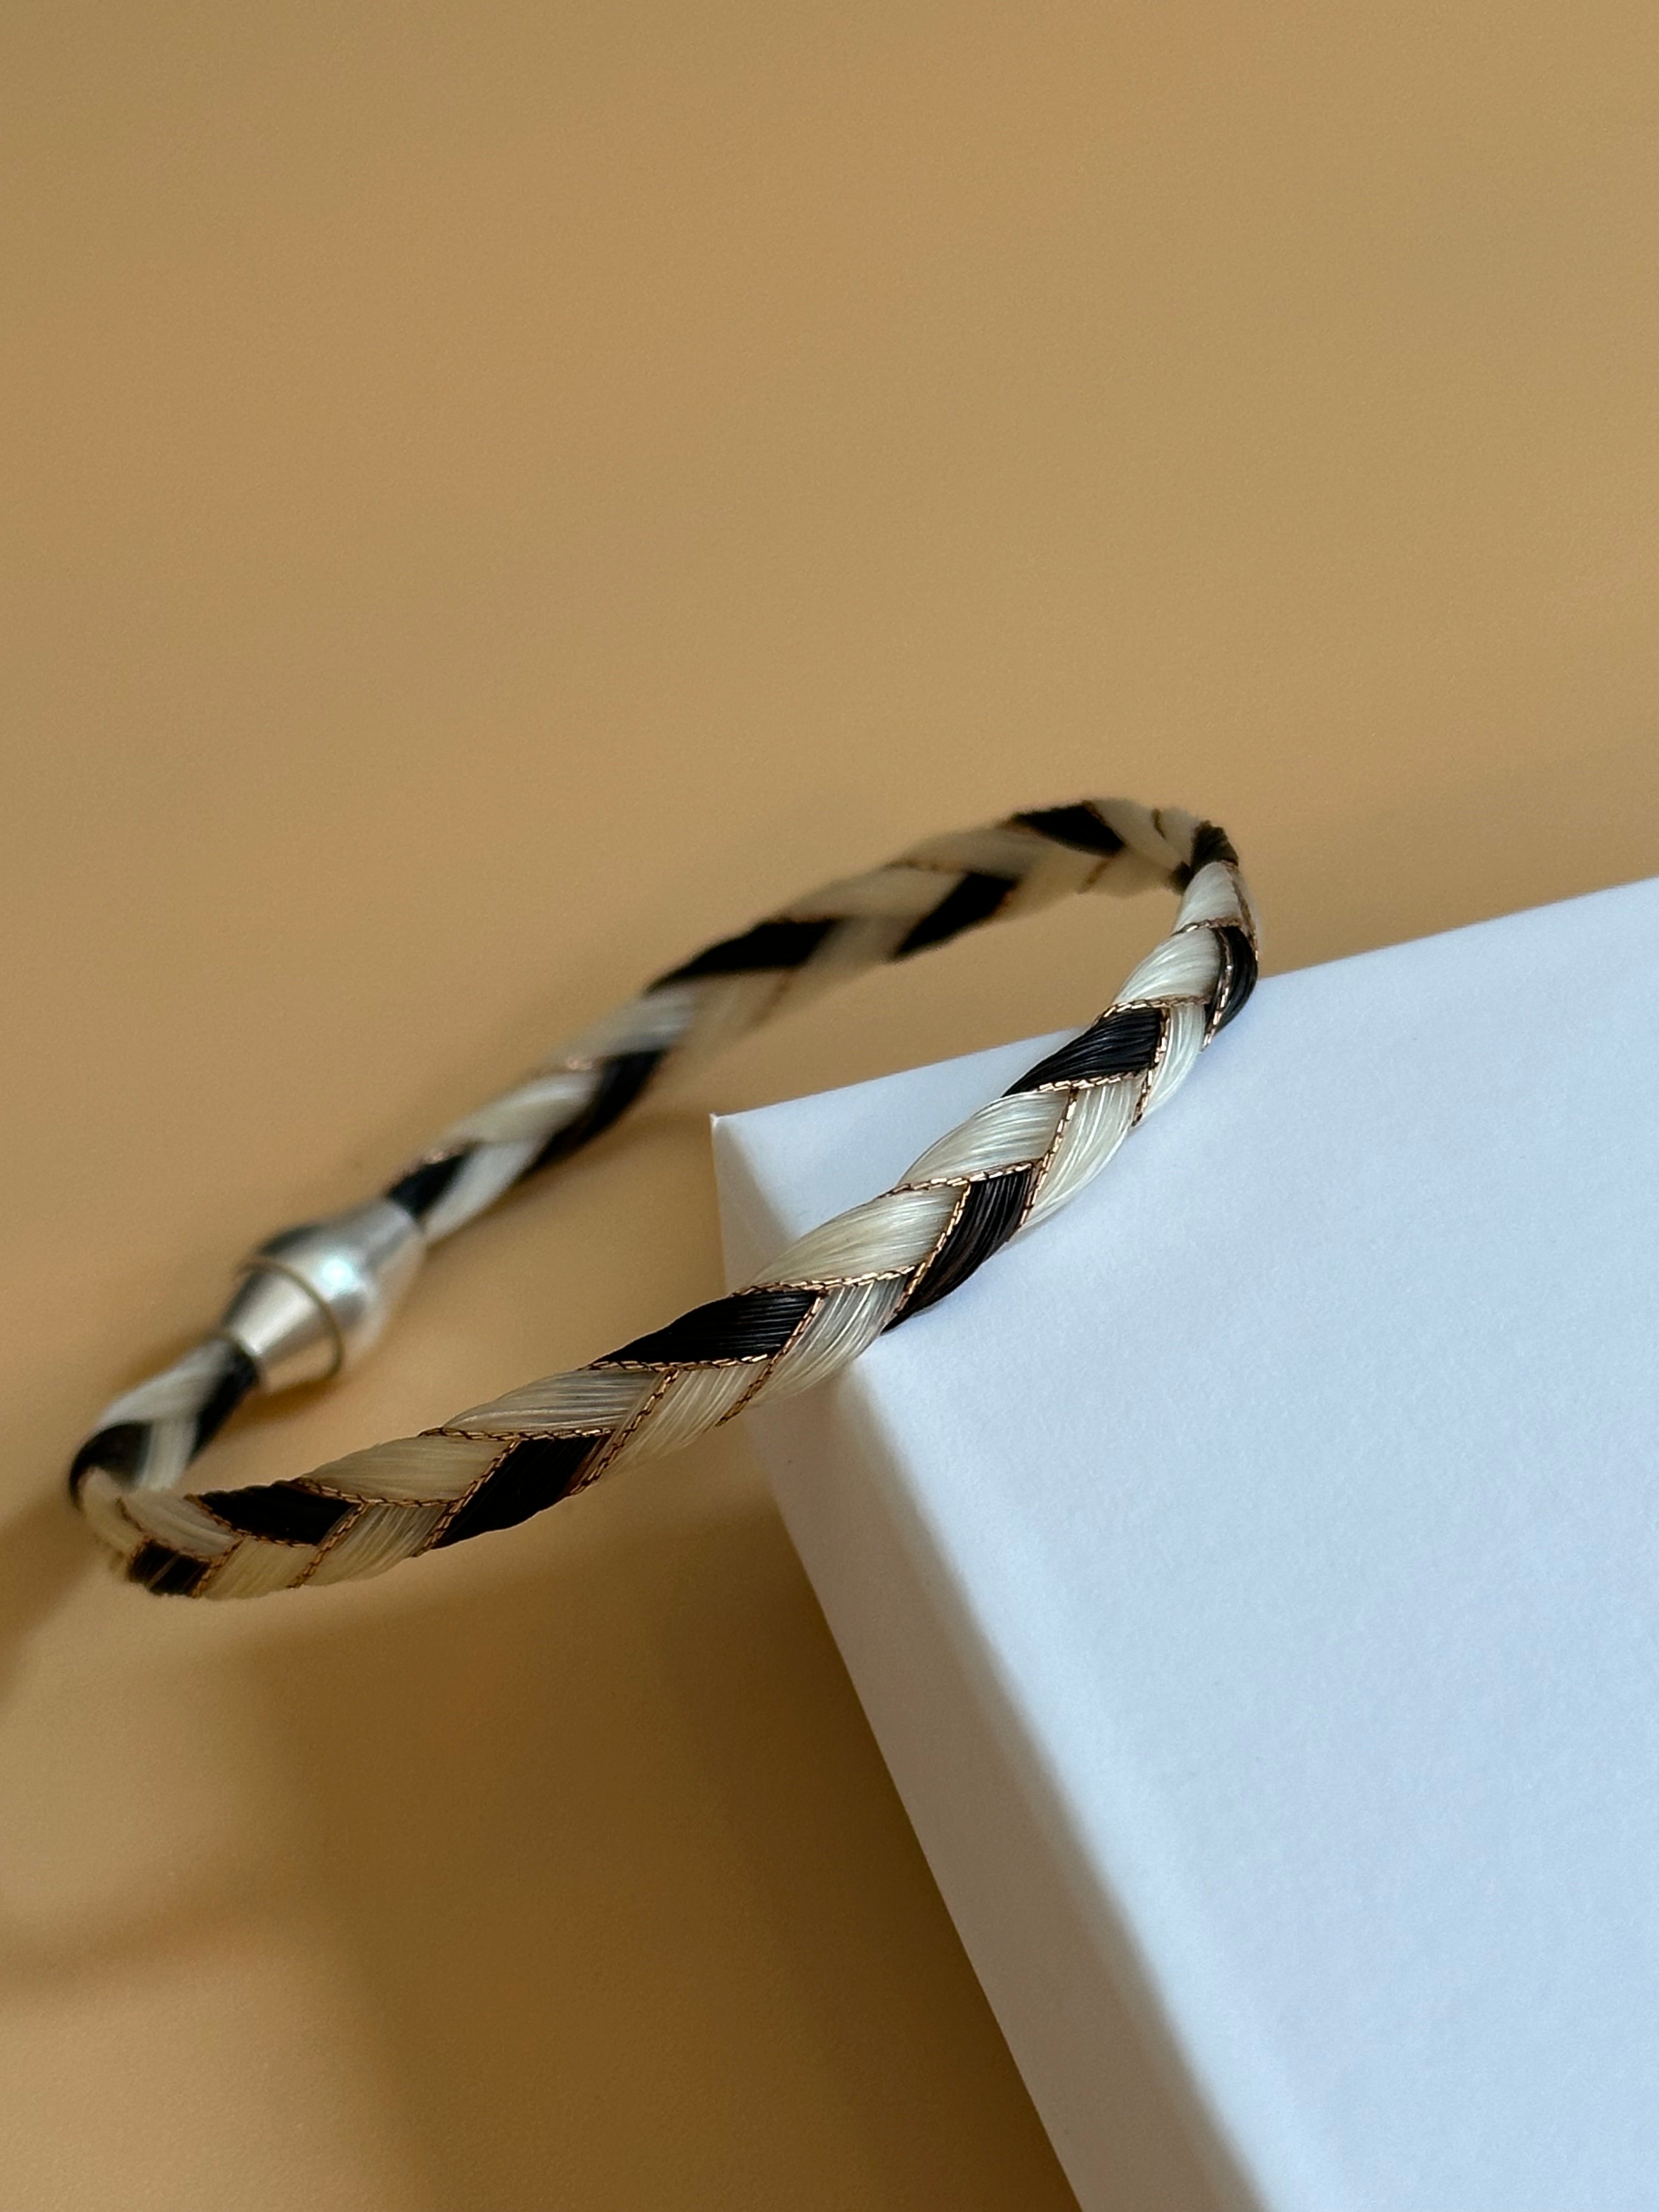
[3,3,1657,2207]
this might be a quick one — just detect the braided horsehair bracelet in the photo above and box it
[70,799,1257,1600]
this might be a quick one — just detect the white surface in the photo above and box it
[712,877,1659,2212]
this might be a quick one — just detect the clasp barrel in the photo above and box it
[220,1199,426,1392]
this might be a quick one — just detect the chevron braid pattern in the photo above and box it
[70,799,1257,1598]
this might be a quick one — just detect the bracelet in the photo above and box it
[69,798,1256,1599]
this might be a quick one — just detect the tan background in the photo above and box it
[3,2,1657,2206]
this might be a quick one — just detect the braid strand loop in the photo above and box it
[69,798,1257,1598]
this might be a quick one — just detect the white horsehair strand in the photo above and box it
[900,1090,1070,1188]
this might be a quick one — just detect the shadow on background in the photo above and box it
[0,1492,94,1711]
[232,1445,1216,2211]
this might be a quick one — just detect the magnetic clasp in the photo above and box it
[220,1198,426,1393]
[221,1266,339,1390]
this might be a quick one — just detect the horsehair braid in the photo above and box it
[69,798,1257,1599]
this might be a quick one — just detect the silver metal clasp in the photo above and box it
[220,1199,426,1392]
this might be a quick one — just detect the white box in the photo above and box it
[712,878,1659,2212]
